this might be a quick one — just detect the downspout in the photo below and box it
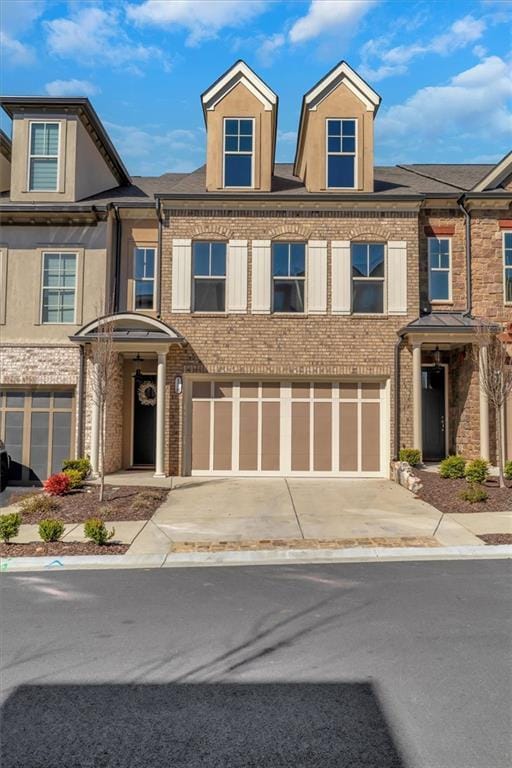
[458,195,472,316]
[394,334,405,460]
[112,204,121,313]
[76,344,85,457]
[156,197,163,317]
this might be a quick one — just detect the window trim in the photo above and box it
[325,117,358,190]
[271,241,307,315]
[503,231,512,306]
[132,246,157,312]
[428,236,452,303]
[27,121,61,192]
[222,117,255,190]
[40,250,78,325]
[192,240,227,313]
[351,242,386,315]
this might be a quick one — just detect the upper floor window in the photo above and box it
[272,242,305,313]
[134,247,155,310]
[193,241,226,312]
[41,252,77,324]
[351,243,384,313]
[29,122,59,191]
[504,232,512,304]
[326,119,356,189]
[224,118,253,188]
[428,237,451,302]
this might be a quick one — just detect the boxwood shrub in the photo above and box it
[439,455,466,479]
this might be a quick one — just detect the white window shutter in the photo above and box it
[306,240,327,314]
[387,240,408,315]
[331,241,351,314]
[252,240,271,313]
[227,240,248,313]
[171,238,191,313]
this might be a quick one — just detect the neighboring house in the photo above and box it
[0,60,511,484]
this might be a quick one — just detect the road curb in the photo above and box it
[1,545,511,572]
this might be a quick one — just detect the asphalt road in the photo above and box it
[1,560,511,768]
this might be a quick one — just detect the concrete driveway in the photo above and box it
[148,477,448,545]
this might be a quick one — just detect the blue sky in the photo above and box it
[1,0,511,176]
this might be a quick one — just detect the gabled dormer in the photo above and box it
[201,61,278,192]
[294,61,381,193]
[0,97,130,202]
[0,129,11,193]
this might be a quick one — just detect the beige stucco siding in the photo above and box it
[118,219,158,313]
[0,152,10,193]
[74,120,118,201]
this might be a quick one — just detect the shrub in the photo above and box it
[459,483,488,504]
[398,448,421,466]
[84,517,115,545]
[504,461,512,481]
[439,455,466,479]
[464,459,490,485]
[62,458,91,480]
[0,512,22,543]
[43,472,71,496]
[38,518,65,543]
[19,494,61,516]
[63,468,83,490]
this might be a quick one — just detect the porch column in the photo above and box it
[412,342,423,454]
[154,351,167,477]
[90,360,100,476]
[479,344,490,461]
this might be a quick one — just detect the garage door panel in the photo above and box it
[314,402,332,471]
[192,401,210,470]
[339,402,358,471]
[292,401,310,471]
[52,411,72,476]
[4,411,24,481]
[261,401,280,471]
[239,402,258,471]
[361,402,380,471]
[213,401,232,471]
[30,411,50,482]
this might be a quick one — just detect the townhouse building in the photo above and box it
[0,60,511,484]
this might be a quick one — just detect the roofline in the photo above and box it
[156,191,437,203]
[0,96,131,185]
[396,164,466,192]
[0,204,107,214]
[0,128,11,161]
[71,311,185,340]
[200,59,277,122]
[472,151,512,192]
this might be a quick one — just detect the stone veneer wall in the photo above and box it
[82,349,124,474]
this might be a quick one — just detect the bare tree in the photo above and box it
[90,313,116,502]
[472,321,512,488]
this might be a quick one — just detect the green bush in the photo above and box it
[38,518,65,543]
[84,517,115,545]
[504,461,512,481]
[0,512,22,543]
[459,483,488,504]
[19,494,61,516]
[398,448,421,466]
[439,455,466,479]
[63,468,83,489]
[464,458,490,485]
[62,458,91,480]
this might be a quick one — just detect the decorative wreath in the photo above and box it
[137,380,157,406]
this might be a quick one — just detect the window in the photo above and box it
[326,119,356,188]
[134,247,155,310]
[29,122,59,191]
[351,243,385,314]
[504,232,512,304]
[41,252,77,323]
[272,242,306,313]
[428,238,451,301]
[224,118,253,187]
[193,242,226,312]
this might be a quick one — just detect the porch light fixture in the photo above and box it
[174,375,183,395]
[132,353,143,381]
[433,347,442,369]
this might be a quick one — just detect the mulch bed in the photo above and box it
[478,534,512,545]
[416,470,512,514]
[6,484,168,524]
[0,541,129,557]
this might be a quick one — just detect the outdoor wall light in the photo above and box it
[174,375,183,395]
[433,347,442,368]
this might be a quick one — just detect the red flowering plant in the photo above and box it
[43,472,71,496]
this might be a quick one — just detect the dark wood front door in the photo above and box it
[133,375,156,466]
[422,366,446,461]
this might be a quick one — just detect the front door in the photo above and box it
[422,366,446,461]
[132,375,156,466]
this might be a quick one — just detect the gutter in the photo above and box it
[112,204,121,313]
[457,195,472,316]
[156,198,164,316]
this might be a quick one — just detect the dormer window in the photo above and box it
[224,118,253,188]
[29,122,59,191]
[326,119,356,189]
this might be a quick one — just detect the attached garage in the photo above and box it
[0,389,74,484]
[189,380,388,477]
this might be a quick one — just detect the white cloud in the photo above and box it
[0,0,45,67]
[104,121,204,174]
[472,44,487,58]
[289,0,375,44]
[256,33,285,66]
[0,31,34,66]
[45,79,100,97]
[126,0,266,45]
[45,7,170,72]
[376,56,512,160]
[361,14,486,81]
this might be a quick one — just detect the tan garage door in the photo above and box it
[191,380,386,476]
